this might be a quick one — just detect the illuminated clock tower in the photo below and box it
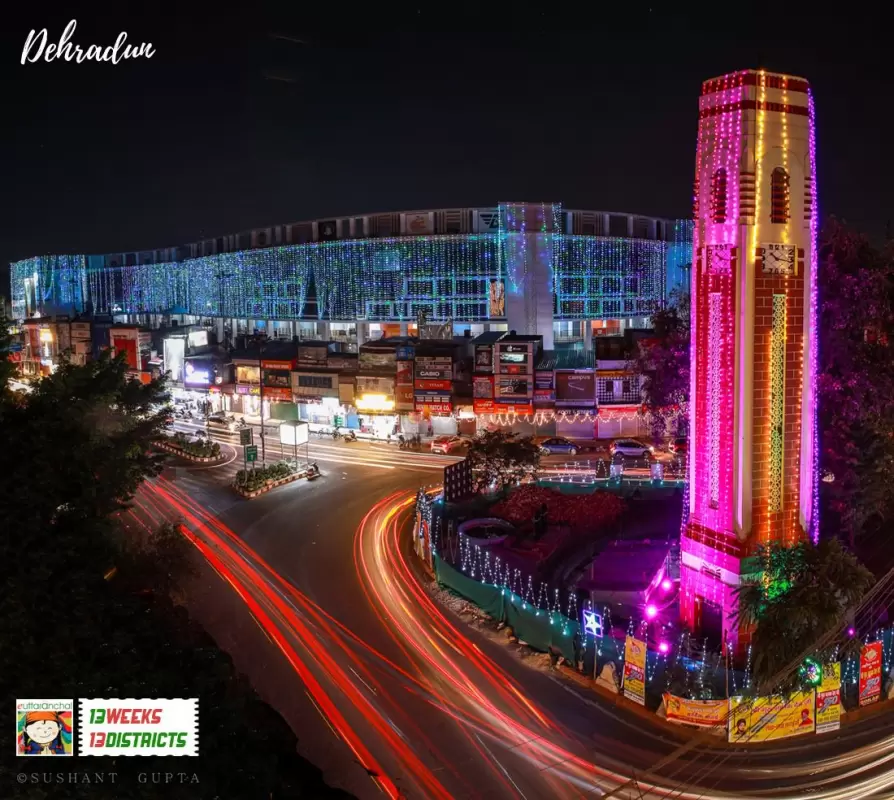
[680,70,818,652]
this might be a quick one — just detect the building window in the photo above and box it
[711,168,728,223]
[770,168,790,224]
[298,374,333,389]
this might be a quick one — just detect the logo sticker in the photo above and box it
[79,698,198,756]
[16,699,74,756]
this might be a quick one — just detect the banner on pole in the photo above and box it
[816,663,841,734]
[859,641,883,706]
[622,636,646,706]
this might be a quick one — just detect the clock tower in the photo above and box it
[680,70,818,653]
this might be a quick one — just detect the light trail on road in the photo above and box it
[127,477,894,799]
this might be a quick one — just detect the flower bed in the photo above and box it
[156,433,222,462]
[233,461,302,498]
[490,484,624,532]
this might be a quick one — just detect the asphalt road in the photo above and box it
[126,426,894,799]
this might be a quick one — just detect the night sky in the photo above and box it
[2,9,891,289]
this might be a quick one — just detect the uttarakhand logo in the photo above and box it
[16,699,74,756]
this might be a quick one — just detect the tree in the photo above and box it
[634,288,690,440]
[818,219,894,547]
[0,346,349,797]
[466,430,541,493]
[734,539,874,694]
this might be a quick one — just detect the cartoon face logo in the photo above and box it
[26,717,61,745]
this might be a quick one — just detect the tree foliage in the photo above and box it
[466,430,541,493]
[634,288,690,439]
[0,325,350,798]
[818,219,894,546]
[734,539,873,694]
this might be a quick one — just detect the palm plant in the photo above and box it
[734,539,873,693]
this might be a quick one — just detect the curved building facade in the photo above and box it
[11,202,691,349]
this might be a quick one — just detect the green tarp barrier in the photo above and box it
[434,556,579,663]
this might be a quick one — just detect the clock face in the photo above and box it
[707,245,732,275]
[761,243,796,276]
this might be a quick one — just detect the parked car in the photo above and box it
[669,437,688,456]
[610,439,654,460]
[430,435,468,454]
[539,437,580,456]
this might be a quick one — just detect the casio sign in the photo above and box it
[418,370,445,378]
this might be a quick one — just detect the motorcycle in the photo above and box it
[343,430,357,443]
[398,435,409,451]
[306,462,320,481]
[235,418,250,429]
[331,428,341,440]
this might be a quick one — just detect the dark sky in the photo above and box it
[2,8,891,281]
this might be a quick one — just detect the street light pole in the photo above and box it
[258,341,266,466]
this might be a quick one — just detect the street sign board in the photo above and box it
[245,445,258,463]
[239,427,253,446]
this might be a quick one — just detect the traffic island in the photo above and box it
[155,436,224,463]
[232,462,307,498]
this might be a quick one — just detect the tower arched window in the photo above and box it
[711,168,728,223]
[770,167,790,224]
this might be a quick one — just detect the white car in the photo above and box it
[430,436,468,455]
[610,439,654,460]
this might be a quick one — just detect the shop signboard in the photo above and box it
[261,359,293,371]
[396,385,415,411]
[622,636,646,705]
[816,663,841,734]
[496,343,532,375]
[184,360,213,386]
[236,384,261,396]
[473,399,533,415]
[416,402,453,415]
[476,208,500,232]
[71,322,91,341]
[395,345,415,361]
[663,694,727,729]
[415,391,451,408]
[859,641,883,707]
[188,330,208,348]
[728,692,815,742]
[495,377,532,403]
[555,371,596,407]
[264,387,293,401]
[415,379,452,392]
[415,356,452,381]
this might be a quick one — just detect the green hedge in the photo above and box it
[234,461,296,493]
[166,432,221,459]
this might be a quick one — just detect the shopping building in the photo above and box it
[10,203,691,351]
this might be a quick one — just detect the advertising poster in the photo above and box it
[816,663,841,734]
[555,371,596,407]
[496,377,532,403]
[859,641,883,707]
[184,361,212,386]
[475,345,494,372]
[415,357,453,381]
[488,279,505,317]
[473,376,493,399]
[663,694,727,729]
[396,361,414,386]
[622,636,646,706]
[728,692,815,742]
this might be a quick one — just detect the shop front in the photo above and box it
[292,369,347,426]
[232,363,261,415]
[555,369,597,438]
[355,375,398,438]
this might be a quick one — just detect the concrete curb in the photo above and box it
[232,472,304,499]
